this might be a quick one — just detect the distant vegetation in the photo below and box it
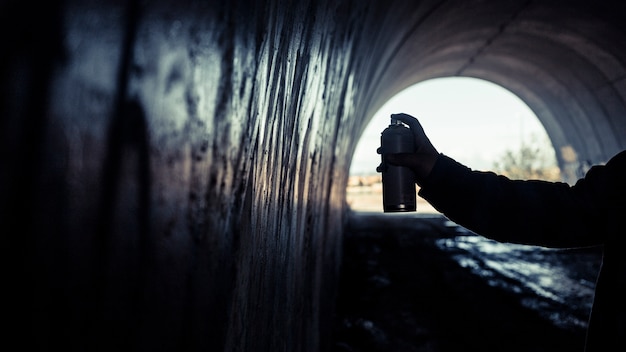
[492,133,561,181]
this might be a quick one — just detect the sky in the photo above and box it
[349,77,553,175]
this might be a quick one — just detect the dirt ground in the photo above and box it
[331,212,602,352]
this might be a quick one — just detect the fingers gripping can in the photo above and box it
[376,117,416,212]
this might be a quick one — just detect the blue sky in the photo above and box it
[350,77,552,175]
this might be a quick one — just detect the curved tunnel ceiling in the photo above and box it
[364,1,626,181]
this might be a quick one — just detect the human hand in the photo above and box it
[385,113,439,184]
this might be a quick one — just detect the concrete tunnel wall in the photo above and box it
[1,0,625,351]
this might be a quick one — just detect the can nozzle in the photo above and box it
[390,117,403,126]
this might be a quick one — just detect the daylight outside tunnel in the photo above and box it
[3,0,625,351]
[347,77,562,213]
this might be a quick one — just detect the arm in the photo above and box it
[418,154,615,248]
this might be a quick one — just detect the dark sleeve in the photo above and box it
[418,151,625,248]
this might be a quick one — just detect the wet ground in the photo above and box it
[332,212,603,352]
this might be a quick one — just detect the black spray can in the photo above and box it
[376,117,416,212]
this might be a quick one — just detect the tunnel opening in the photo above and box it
[347,77,558,213]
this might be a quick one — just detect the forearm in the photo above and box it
[418,154,605,248]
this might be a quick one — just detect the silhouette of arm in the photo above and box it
[418,152,625,248]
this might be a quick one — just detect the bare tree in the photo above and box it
[493,134,561,181]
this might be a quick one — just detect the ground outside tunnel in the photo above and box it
[332,211,603,352]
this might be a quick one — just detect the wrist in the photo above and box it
[414,152,440,186]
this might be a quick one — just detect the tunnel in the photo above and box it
[2,0,625,351]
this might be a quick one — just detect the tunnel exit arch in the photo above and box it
[351,76,557,175]
[348,76,560,212]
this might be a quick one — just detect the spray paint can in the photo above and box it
[376,117,416,212]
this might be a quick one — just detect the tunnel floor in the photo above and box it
[332,212,602,352]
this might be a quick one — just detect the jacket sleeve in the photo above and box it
[417,152,625,248]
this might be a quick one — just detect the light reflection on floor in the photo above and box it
[435,227,601,330]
